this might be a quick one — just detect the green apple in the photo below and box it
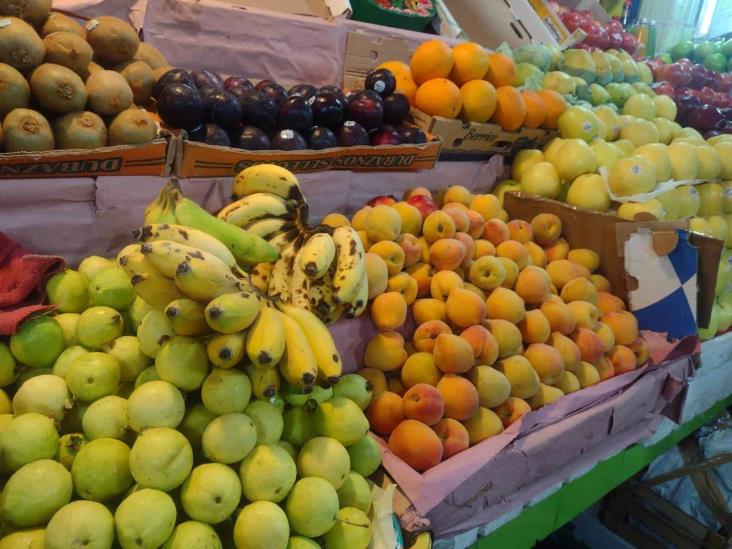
[696,146,722,180]
[78,256,114,282]
[654,95,677,121]
[179,402,216,450]
[653,117,674,144]
[336,472,372,513]
[246,400,284,445]
[136,310,174,359]
[347,435,382,477]
[104,336,152,383]
[594,106,621,141]
[57,433,87,470]
[234,502,290,548]
[89,268,134,310]
[66,352,120,402]
[591,140,624,170]
[542,71,576,95]
[10,316,66,368]
[313,397,369,447]
[623,94,656,120]
[286,477,339,538]
[155,336,209,392]
[0,529,46,548]
[82,395,129,440]
[491,179,522,206]
[656,190,681,220]
[698,182,724,216]
[510,149,544,182]
[323,507,372,549]
[54,313,80,346]
[675,185,701,218]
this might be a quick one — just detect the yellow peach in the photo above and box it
[397,233,423,268]
[467,365,511,408]
[437,374,480,421]
[628,337,650,366]
[365,252,389,300]
[553,370,580,394]
[407,262,433,298]
[531,213,562,245]
[517,309,551,344]
[371,291,408,331]
[495,355,541,399]
[462,283,486,300]
[483,218,510,246]
[608,344,637,375]
[486,319,524,358]
[369,240,405,276]
[514,265,551,304]
[401,352,441,388]
[466,210,486,239]
[444,185,473,206]
[446,287,486,328]
[387,272,418,305]
[574,361,600,388]
[462,407,504,445]
[321,212,350,228]
[496,240,529,270]
[595,355,615,381]
[527,384,565,410]
[442,205,470,233]
[403,187,432,200]
[546,259,585,289]
[351,206,372,231]
[597,291,626,314]
[470,194,502,220]
[460,325,499,365]
[364,331,408,371]
[429,238,466,271]
[423,211,456,243]
[523,343,565,385]
[469,255,506,290]
[357,230,372,251]
[507,219,533,244]
[590,274,611,292]
[567,248,601,273]
[433,333,475,374]
[568,301,601,330]
[540,295,577,335]
[367,391,405,435]
[601,311,639,345]
[571,327,605,364]
[548,331,581,372]
[485,287,526,324]
[364,204,402,242]
[392,201,423,235]
[412,298,447,325]
[430,270,464,301]
[453,232,476,269]
[388,377,406,396]
[357,367,388,398]
[413,320,452,353]
[524,241,547,268]
[544,237,570,262]
[416,236,430,263]
[595,322,615,352]
[499,258,519,288]
[492,396,531,427]
[560,277,598,304]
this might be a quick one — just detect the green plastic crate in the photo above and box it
[350,0,436,32]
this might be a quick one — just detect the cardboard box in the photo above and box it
[223,0,351,18]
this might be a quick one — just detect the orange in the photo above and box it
[521,90,546,129]
[415,78,463,118]
[459,80,497,123]
[378,60,418,105]
[378,60,411,79]
[485,53,516,88]
[410,39,454,85]
[537,89,567,129]
[492,86,526,131]
[449,42,489,86]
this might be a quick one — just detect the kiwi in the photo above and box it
[40,12,85,38]
[2,107,53,151]
[115,59,154,104]
[134,42,167,70]
[86,69,133,116]
[85,16,139,65]
[108,108,157,146]
[0,62,30,115]
[152,65,173,83]
[30,62,86,113]
[54,110,107,149]
[0,0,51,24]
[43,31,93,74]
[0,16,45,71]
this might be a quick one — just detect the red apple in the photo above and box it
[621,32,638,54]
[606,18,623,34]
[652,81,675,97]
[406,195,438,219]
[561,11,583,32]
[690,64,708,89]
[608,31,623,49]
[666,63,692,87]
[700,86,717,105]
[368,195,397,207]
[719,73,732,93]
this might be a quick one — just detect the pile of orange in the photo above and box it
[382,39,567,132]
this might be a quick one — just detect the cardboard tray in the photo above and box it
[222,0,351,18]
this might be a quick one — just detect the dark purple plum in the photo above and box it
[370,124,402,146]
[236,126,271,150]
[400,126,427,144]
[319,85,348,108]
[277,95,314,131]
[307,126,337,150]
[347,97,383,130]
[153,69,194,98]
[337,121,369,147]
[382,93,410,125]
[189,123,231,147]
[224,76,253,91]
[688,105,724,132]
[365,68,396,97]
[720,107,732,122]
[191,69,224,91]
[673,94,702,125]
[347,89,383,105]
[157,84,204,130]
[203,91,242,129]
[255,80,287,104]
[311,92,344,131]
[288,84,318,100]
[271,129,307,150]
[238,90,278,132]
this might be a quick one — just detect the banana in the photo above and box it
[277,310,318,390]
[297,232,336,279]
[244,218,294,240]
[117,248,158,278]
[344,272,368,319]
[232,164,304,202]
[245,363,281,400]
[206,332,245,368]
[218,193,295,227]
[331,226,366,304]
[250,262,274,294]
[245,305,286,368]
[130,272,186,309]
[174,257,243,302]
[142,240,226,278]
[164,298,208,336]
[268,228,300,254]
[134,223,237,269]
[204,291,261,334]
[289,249,310,309]
[267,237,302,302]
[143,192,177,225]
[276,301,342,383]
[116,244,142,266]
[307,272,341,324]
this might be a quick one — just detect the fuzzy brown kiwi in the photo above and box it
[85,16,139,66]
[43,31,93,75]
[133,42,167,70]
[0,0,51,25]
[0,62,30,116]
[114,59,154,104]
[86,69,133,116]
[2,107,53,151]
[54,110,107,149]
[30,62,86,113]
[0,16,45,71]
[108,108,157,146]
[40,12,85,38]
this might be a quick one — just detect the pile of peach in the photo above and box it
[334,186,650,472]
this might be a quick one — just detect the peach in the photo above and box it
[595,355,615,381]
[387,273,418,305]
[436,374,480,421]
[608,344,636,375]
[544,237,570,262]
[466,210,486,239]
[496,240,529,270]
[492,397,531,428]
[628,337,650,367]
[525,241,547,268]
[351,206,372,231]
[507,219,533,244]
[433,418,470,459]
[429,238,466,271]
[460,325,499,366]
[371,291,408,331]
[364,331,408,371]
[321,212,350,228]
[470,194,502,220]
[473,239,496,259]
[597,291,626,314]
[392,201,422,236]
[495,355,540,399]
[568,301,601,330]
[446,287,486,328]
[444,185,473,206]
[574,361,600,388]
[547,259,585,289]
[357,230,372,251]
[433,333,475,374]
[442,205,470,233]
[590,274,612,292]
[595,322,615,352]
[517,310,551,344]
[499,258,519,288]
[403,383,444,425]
[397,233,423,268]
[462,407,504,445]
[485,287,526,324]
[527,384,565,410]
[442,200,468,211]
[567,248,601,273]
[531,213,562,245]
[483,219,510,246]
[601,311,639,345]
[413,320,452,353]
[571,328,605,365]
[403,186,432,200]
[369,241,405,276]
[423,211,456,243]
[560,277,598,304]
[416,236,430,263]
[549,332,581,372]
[413,298,447,325]
[430,270,464,301]
[389,419,443,472]
[449,232,473,269]
[541,295,577,335]
[462,283,486,300]
[401,352,441,388]
[553,371,580,394]
[367,391,405,435]
[357,368,388,398]
[407,262,433,298]
[486,319,524,358]
[514,265,551,304]
[469,255,506,290]
[467,365,511,408]
[369,196,396,206]
[365,252,389,300]
[523,343,565,385]
[364,204,402,242]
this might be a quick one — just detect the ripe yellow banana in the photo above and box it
[344,273,368,319]
[250,262,274,294]
[245,305,286,368]
[267,237,302,302]
[142,240,223,278]
[268,228,300,254]
[307,272,342,324]
[204,291,261,334]
[206,332,245,368]
[164,298,208,336]
[245,362,281,400]
[332,226,366,304]
[134,223,237,269]
[289,249,310,309]
[218,192,295,227]
[143,192,177,225]
[174,256,243,302]
[130,272,186,309]
[277,310,318,390]
[117,247,158,278]
[297,232,336,279]
[232,164,304,202]
[244,218,294,240]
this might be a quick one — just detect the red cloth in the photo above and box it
[0,232,66,335]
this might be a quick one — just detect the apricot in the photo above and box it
[452,232,475,270]
[401,352,441,388]
[364,331,407,371]
[574,361,600,388]
[446,287,486,328]
[365,253,389,299]
[467,365,510,408]
[531,213,562,245]
[397,233,422,268]
[407,262,433,298]
[525,241,547,268]
[389,419,443,472]
[444,185,473,206]
[514,265,551,304]
[590,274,612,292]
[523,343,564,385]
[496,240,529,270]
[413,320,452,353]
[601,311,639,345]
[568,301,601,330]
[322,212,350,228]
[436,374,480,421]
[371,292,408,331]
[392,201,422,236]
[507,220,532,244]
[485,287,526,324]
[368,241,405,277]
[628,337,650,366]
[351,206,372,231]
[462,407,504,445]
[517,309,551,344]
[423,211,456,243]
[416,236,430,263]
[460,325,499,365]
[442,205,470,233]
[546,259,585,289]
[402,383,444,425]
[442,200,468,212]
[567,248,601,273]
[527,384,565,410]
[595,355,615,381]
[549,332,581,372]
[357,368,388,398]
[553,371,580,394]
[433,334,475,374]
[495,355,540,399]
[483,219,510,246]
[571,328,605,365]
[544,237,570,262]
[413,298,447,325]
[499,258,520,288]
[430,270,464,301]
[540,295,577,335]
[466,210,486,239]
[492,396,531,428]
[433,418,470,459]
[387,272,418,305]
[560,277,598,304]
[608,344,636,375]
[486,319,524,358]
[364,205,402,242]
[403,187,432,199]
[429,238,466,271]
[462,283,486,300]
[595,322,615,352]
[366,391,405,435]
[357,230,372,251]
[468,256,506,290]
[473,239,496,259]
[470,194,502,220]
[597,291,626,314]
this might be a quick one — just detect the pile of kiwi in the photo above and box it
[0,2,170,152]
